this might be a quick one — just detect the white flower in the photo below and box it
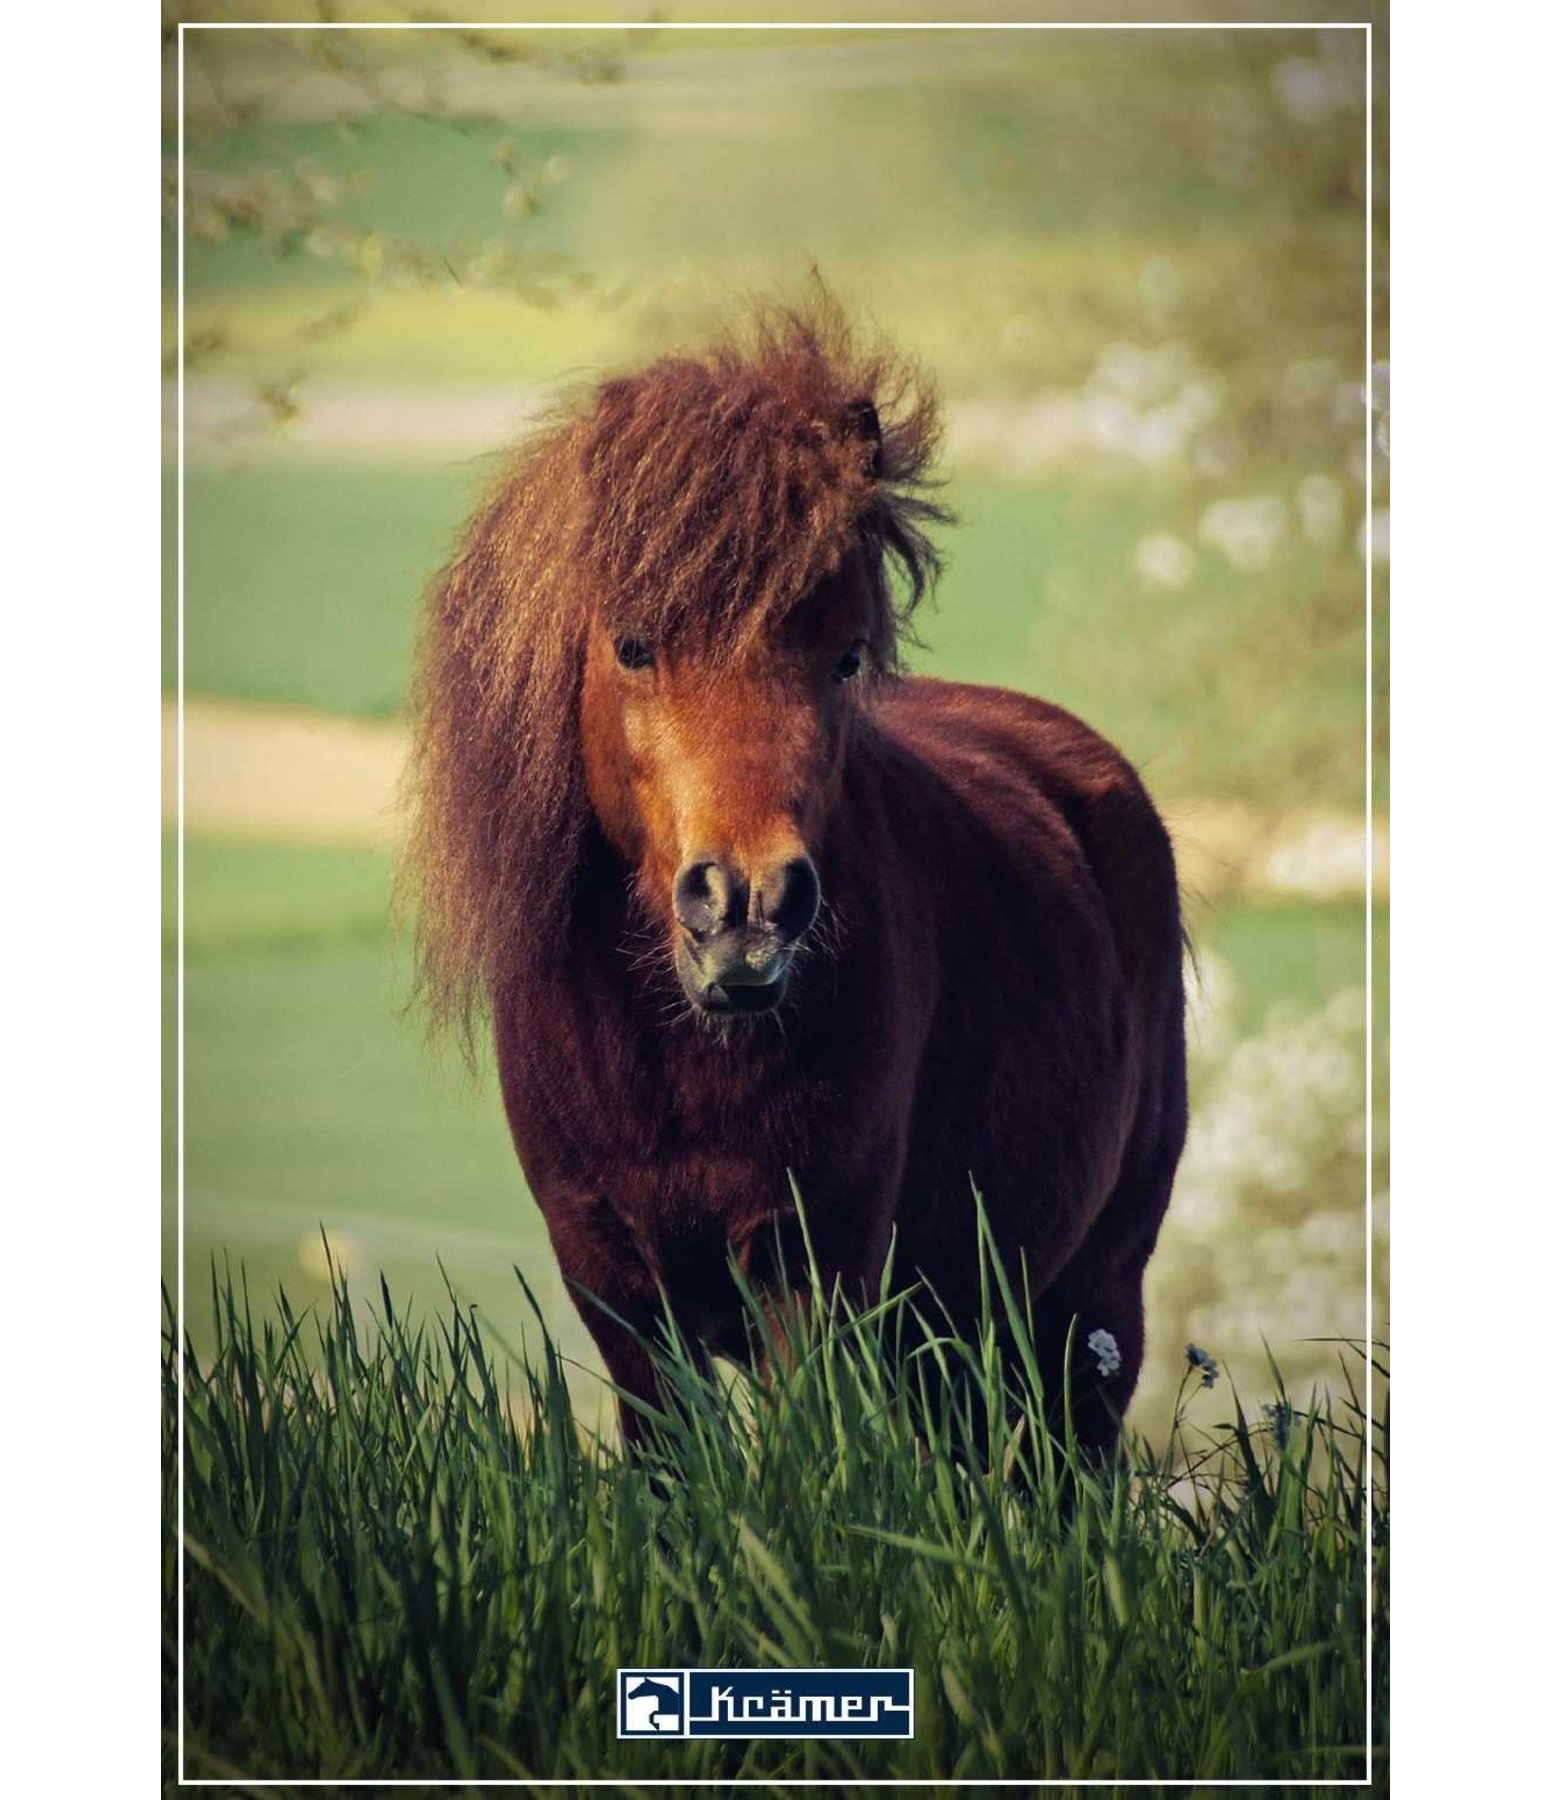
[1272,57,1339,124]
[1198,496,1289,572]
[1135,532,1196,591]
[1087,1328,1122,1379]
[1082,343,1219,468]
[1371,361,1391,460]
[1272,44,1363,123]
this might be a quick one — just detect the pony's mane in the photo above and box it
[400,301,949,1049]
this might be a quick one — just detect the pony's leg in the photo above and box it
[1034,1003,1188,1466]
[1031,1249,1145,1465]
[547,1195,668,1450]
[1028,1115,1182,1463]
[575,1297,666,1450]
[739,1191,897,1380]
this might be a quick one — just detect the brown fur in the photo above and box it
[404,303,945,1048]
[402,301,1187,1456]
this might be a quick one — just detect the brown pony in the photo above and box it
[404,304,1187,1457]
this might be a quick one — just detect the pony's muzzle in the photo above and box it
[679,932,792,1015]
[672,851,820,1014]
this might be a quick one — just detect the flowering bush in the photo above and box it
[1135,964,1388,1436]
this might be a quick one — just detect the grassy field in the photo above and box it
[167,1237,1385,1785]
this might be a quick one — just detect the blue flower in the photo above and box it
[1185,1342,1219,1389]
[1264,1399,1293,1449]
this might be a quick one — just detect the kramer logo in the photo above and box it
[616,1668,914,1739]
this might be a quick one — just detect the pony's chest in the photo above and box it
[499,998,833,1177]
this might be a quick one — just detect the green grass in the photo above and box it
[170,460,485,716]
[163,836,588,1407]
[175,836,396,954]
[1199,897,1382,1036]
[167,1231,1385,1783]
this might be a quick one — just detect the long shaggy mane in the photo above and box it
[400,299,949,1050]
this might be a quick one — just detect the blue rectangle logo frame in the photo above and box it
[617,1668,914,1740]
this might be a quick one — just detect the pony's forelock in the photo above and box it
[578,300,948,667]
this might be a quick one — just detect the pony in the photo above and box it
[404,302,1188,1458]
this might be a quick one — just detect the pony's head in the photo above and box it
[404,303,948,1042]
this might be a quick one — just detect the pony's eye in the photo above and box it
[833,640,866,683]
[614,637,654,672]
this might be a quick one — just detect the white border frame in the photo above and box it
[171,14,1375,1785]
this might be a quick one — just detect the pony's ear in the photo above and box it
[846,397,883,476]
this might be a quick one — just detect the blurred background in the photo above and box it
[162,3,1389,1442]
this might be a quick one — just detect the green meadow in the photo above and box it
[171,1235,1386,1783]
[165,21,1386,1782]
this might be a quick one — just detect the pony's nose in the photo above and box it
[673,854,820,943]
[673,857,746,940]
[753,855,821,941]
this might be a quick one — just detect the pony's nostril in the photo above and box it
[761,856,821,941]
[673,858,742,938]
